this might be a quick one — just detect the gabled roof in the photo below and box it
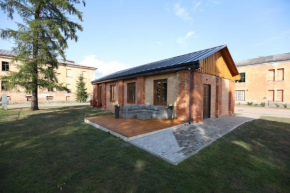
[0,49,97,70]
[93,45,229,83]
[236,52,290,66]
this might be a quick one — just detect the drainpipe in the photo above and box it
[188,62,200,124]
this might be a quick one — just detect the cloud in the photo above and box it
[176,31,195,46]
[80,55,128,79]
[193,1,202,12]
[173,3,193,21]
[250,30,290,47]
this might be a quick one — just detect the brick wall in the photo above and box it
[136,77,145,104]
[176,70,190,121]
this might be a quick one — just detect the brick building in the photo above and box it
[235,52,290,106]
[0,49,97,103]
[91,45,240,123]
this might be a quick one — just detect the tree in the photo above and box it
[76,74,87,102]
[0,0,85,110]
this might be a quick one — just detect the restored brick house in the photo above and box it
[91,45,240,123]
[235,52,290,106]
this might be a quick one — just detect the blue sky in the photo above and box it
[1,0,290,78]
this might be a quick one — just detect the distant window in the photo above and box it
[276,90,283,102]
[82,71,87,79]
[268,69,275,81]
[277,68,284,81]
[1,81,8,91]
[154,79,167,105]
[26,96,32,101]
[235,90,245,101]
[98,85,102,100]
[237,73,245,83]
[46,96,54,101]
[268,90,274,102]
[110,85,116,102]
[66,69,72,77]
[127,82,136,103]
[66,84,71,90]
[66,96,70,101]
[2,62,9,71]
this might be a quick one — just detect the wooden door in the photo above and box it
[203,84,211,119]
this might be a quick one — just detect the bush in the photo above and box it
[254,104,258,107]
[283,104,287,108]
[260,102,266,107]
[275,104,280,108]
[247,102,253,106]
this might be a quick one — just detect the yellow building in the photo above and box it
[0,49,97,103]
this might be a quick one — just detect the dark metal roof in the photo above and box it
[0,49,96,69]
[236,52,290,67]
[92,45,227,83]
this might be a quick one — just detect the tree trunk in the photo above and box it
[31,4,41,110]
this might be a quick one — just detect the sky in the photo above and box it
[0,0,290,79]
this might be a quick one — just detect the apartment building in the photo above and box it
[235,52,290,105]
[0,49,97,103]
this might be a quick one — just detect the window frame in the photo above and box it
[110,84,117,102]
[276,90,284,102]
[98,85,103,100]
[268,90,275,102]
[127,82,136,104]
[237,73,245,83]
[277,68,284,81]
[66,69,72,78]
[235,90,245,101]
[2,61,9,71]
[153,79,167,106]
[1,81,8,91]
[268,69,275,81]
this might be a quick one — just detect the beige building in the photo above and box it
[0,49,97,103]
[235,52,290,106]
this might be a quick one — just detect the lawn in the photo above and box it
[0,106,290,193]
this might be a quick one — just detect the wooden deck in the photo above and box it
[85,115,187,138]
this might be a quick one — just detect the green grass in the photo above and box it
[1,106,290,193]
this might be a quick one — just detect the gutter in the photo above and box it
[189,62,200,124]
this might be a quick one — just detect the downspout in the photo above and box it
[188,62,200,124]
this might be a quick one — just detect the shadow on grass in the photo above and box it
[0,107,290,193]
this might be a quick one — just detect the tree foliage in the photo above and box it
[76,74,87,102]
[0,0,85,110]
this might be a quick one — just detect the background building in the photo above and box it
[235,53,290,106]
[0,49,97,103]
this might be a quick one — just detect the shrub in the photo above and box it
[260,102,266,107]
[247,102,253,106]
[275,104,280,108]
[254,104,258,107]
[283,104,287,108]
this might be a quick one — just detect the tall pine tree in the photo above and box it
[0,0,85,110]
[76,74,87,102]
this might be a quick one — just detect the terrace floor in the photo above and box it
[85,115,187,138]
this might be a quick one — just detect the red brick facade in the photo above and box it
[92,70,235,123]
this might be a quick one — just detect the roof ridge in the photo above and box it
[237,52,290,64]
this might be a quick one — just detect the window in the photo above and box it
[277,68,284,81]
[66,96,70,101]
[127,82,136,103]
[98,85,102,100]
[26,96,32,101]
[154,79,167,105]
[110,85,116,102]
[237,73,245,83]
[2,62,9,71]
[48,87,54,92]
[66,69,72,77]
[268,69,275,81]
[66,84,71,90]
[268,90,274,101]
[276,90,283,102]
[235,90,245,101]
[46,96,54,101]
[1,81,8,91]
[82,71,87,79]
